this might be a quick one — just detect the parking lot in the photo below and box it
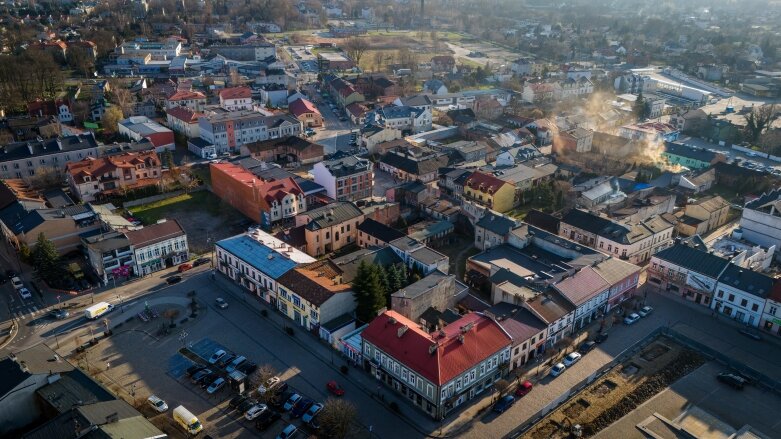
[79,273,420,438]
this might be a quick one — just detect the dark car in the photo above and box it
[255,409,281,430]
[238,361,258,375]
[217,354,237,368]
[493,395,516,413]
[186,364,207,376]
[49,309,70,320]
[738,328,763,341]
[237,398,259,414]
[578,341,597,354]
[166,275,182,285]
[190,369,212,383]
[229,395,248,410]
[268,391,290,410]
[595,332,609,343]
[193,257,211,267]
[198,373,219,387]
[291,398,314,418]
[717,372,747,390]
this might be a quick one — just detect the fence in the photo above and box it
[731,144,769,158]
[123,186,205,208]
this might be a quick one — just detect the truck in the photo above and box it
[84,302,114,320]
[173,405,203,435]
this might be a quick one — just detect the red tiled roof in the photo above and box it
[288,98,321,117]
[125,219,186,247]
[65,151,161,184]
[346,102,369,117]
[166,106,203,123]
[361,311,511,386]
[464,172,510,194]
[210,162,303,210]
[167,90,206,101]
[219,86,252,100]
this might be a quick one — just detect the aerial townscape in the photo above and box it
[1,0,781,438]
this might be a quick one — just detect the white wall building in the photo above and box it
[126,220,189,276]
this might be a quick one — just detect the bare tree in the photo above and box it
[110,84,136,117]
[318,398,358,439]
[744,104,778,142]
[102,106,124,134]
[162,308,180,327]
[344,37,369,67]
[248,364,278,401]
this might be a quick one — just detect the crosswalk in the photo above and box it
[10,304,51,327]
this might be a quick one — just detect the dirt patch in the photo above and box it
[522,338,705,439]
[590,380,617,397]
[641,343,671,361]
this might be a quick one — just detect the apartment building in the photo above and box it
[198,111,302,153]
[66,150,161,202]
[310,155,373,202]
[295,201,365,257]
[126,219,189,276]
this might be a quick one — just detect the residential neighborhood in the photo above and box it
[0,1,780,439]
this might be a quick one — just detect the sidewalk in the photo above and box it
[209,271,444,437]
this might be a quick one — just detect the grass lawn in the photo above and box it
[129,191,223,224]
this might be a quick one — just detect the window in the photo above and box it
[402,368,408,381]
[728,294,735,302]
[427,384,433,398]
[752,304,759,312]
[771,306,778,316]
[292,295,301,307]
[374,350,379,361]
[741,299,748,307]
[480,363,485,375]
[717,290,724,298]
[455,378,462,391]
[364,344,370,355]
[470,369,476,382]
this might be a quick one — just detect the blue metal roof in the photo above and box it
[216,235,298,279]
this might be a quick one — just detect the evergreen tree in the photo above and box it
[352,261,387,323]
[387,264,400,293]
[398,263,408,287]
[31,233,62,283]
[633,91,646,120]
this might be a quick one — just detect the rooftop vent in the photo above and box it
[397,325,408,338]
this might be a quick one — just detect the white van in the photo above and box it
[84,302,114,320]
[173,405,202,435]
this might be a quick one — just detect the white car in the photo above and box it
[207,377,226,394]
[550,362,566,377]
[258,376,280,394]
[244,404,268,420]
[302,403,323,423]
[215,298,228,309]
[638,306,653,317]
[18,287,32,300]
[11,276,23,290]
[147,395,168,412]
[208,349,227,364]
[563,352,582,367]
[624,313,641,325]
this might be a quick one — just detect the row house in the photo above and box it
[559,209,674,264]
[198,111,302,153]
[713,264,774,327]
[216,229,315,304]
[126,220,189,276]
[295,202,365,257]
[166,106,203,139]
[648,243,730,307]
[0,134,99,180]
[362,311,512,419]
[484,303,548,370]
[82,231,134,284]
[66,150,161,202]
[276,260,356,334]
[310,155,373,202]
[210,162,306,229]
[761,285,781,336]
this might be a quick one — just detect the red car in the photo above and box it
[178,263,193,273]
[515,380,533,397]
[326,380,344,396]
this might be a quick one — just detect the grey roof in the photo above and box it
[718,264,774,299]
[357,218,405,243]
[663,142,717,163]
[653,243,729,278]
[321,313,356,332]
[476,212,517,236]
[322,155,371,177]
[83,231,131,252]
[389,236,422,252]
[392,270,451,300]
[486,302,547,343]
[37,371,116,414]
[304,202,363,231]
[0,358,31,398]
[332,246,402,282]
[24,400,165,439]
[14,343,74,375]
[380,150,449,176]
[0,134,98,164]
[398,94,432,107]
[525,290,575,324]
[43,188,74,208]
[409,246,447,265]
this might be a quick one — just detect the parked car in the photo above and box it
[178,263,193,272]
[578,341,596,354]
[186,364,207,376]
[217,353,237,367]
[193,257,211,267]
[215,297,228,309]
[237,398,259,414]
[166,275,182,285]
[245,404,268,420]
[229,395,248,410]
[238,361,258,375]
[493,395,516,413]
[269,391,290,410]
[291,398,314,418]
[226,356,247,373]
[208,349,227,364]
[49,309,70,320]
[563,352,582,366]
[623,313,641,325]
[190,369,212,383]
[199,373,219,387]
[258,376,281,394]
[147,395,168,412]
[550,363,566,377]
[515,380,533,397]
[738,328,763,341]
[255,409,281,430]
[638,306,653,317]
[276,424,298,439]
[283,393,302,411]
[595,332,609,343]
[18,287,32,300]
[302,403,323,423]
[207,377,226,394]
[717,372,747,390]
[326,380,345,396]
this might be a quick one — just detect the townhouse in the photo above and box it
[276,260,356,333]
[0,134,100,180]
[378,148,449,184]
[210,162,306,228]
[524,290,576,347]
[559,209,674,264]
[126,219,189,276]
[485,302,548,370]
[164,90,207,112]
[166,106,203,139]
[662,142,724,169]
[216,229,315,304]
[198,111,302,153]
[362,310,512,419]
[66,150,162,202]
[82,231,133,284]
[648,242,730,307]
[357,218,405,248]
[676,196,730,236]
[554,266,610,330]
[761,284,781,336]
[219,86,254,111]
[310,155,373,202]
[367,105,432,133]
[295,201,365,257]
[288,98,323,128]
[462,172,516,213]
[712,263,774,327]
